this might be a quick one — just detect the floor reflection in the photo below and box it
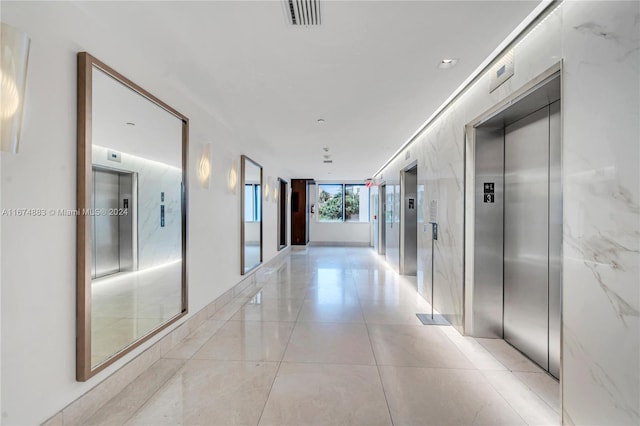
[91,260,182,367]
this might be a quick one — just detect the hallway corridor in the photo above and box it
[84,247,560,426]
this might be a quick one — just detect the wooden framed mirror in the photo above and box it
[277,178,288,251]
[240,155,263,274]
[76,52,188,381]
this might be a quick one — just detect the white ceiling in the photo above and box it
[79,0,540,180]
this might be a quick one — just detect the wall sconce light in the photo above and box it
[264,176,272,202]
[1,23,31,153]
[228,159,238,194]
[198,143,212,189]
[273,183,279,203]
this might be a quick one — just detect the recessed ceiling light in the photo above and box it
[317,118,325,123]
[438,58,458,69]
[323,147,329,152]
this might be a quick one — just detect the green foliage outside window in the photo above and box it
[318,184,363,222]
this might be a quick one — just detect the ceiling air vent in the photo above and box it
[323,160,333,164]
[286,0,321,26]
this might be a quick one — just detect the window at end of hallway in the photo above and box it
[317,184,369,223]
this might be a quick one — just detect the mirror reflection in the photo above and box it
[89,65,185,368]
[241,155,263,274]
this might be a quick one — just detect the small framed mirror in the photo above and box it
[241,155,263,274]
[76,52,188,381]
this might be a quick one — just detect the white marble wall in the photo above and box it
[376,1,639,422]
[93,145,182,269]
[561,2,639,424]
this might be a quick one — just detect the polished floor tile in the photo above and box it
[283,322,375,365]
[259,363,392,426]
[482,370,560,425]
[124,360,279,426]
[257,282,309,299]
[369,324,474,369]
[304,282,360,304]
[379,366,526,425]
[296,299,364,323]
[439,326,508,371]
[513,371,561,413]
[192,321,295,361]
[360,301,427,325]
[476,338,546,373]
[230,296,304,322]
[88,247,560,426]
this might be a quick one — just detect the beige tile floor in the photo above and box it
[86,247,561,425]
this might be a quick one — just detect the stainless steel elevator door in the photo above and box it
[400,167,417,276]
[504,106,550,370]
[93,169,120,278]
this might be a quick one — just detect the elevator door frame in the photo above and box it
[400,162,418,276]
[463,63,563,380]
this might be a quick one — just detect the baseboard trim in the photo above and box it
[308,241,371,247]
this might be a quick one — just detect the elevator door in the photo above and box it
[379,185,386,255]
[92,169,135,279]
[93,169,120,278]
[400,166,417,276]
[503,102,561,376]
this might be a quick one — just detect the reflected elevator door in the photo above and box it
[503,103,561,377]
[93,170,120,278]
[92,169,135,279]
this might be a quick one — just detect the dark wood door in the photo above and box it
[291,179,309,245]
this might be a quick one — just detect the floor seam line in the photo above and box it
[357,256,396,426]
[256,249,301,426]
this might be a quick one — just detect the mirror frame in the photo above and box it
[240,155,263,275]
[277,177,288,251]
[76,52,189,381]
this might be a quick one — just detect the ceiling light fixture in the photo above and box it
[438,58,458,69]
[317,118,325,123]
[322,147,329,152]
[126,122,136,126]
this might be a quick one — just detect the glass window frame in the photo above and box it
[317,183,370,223]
